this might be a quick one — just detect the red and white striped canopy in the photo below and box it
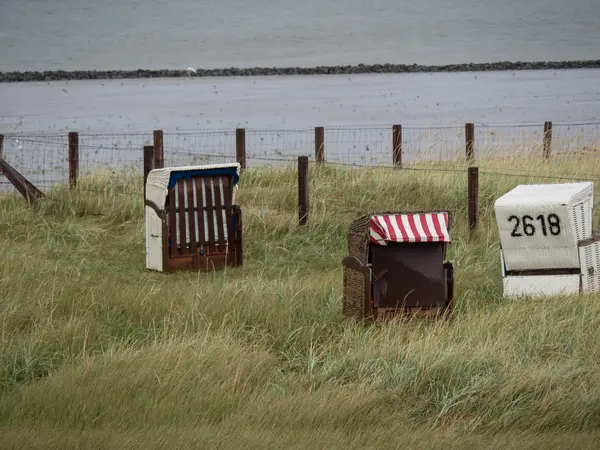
[369,212,450,245]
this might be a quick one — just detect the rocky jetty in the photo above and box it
[2,60,600,82]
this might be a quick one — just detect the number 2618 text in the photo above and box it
[508,214,561,237]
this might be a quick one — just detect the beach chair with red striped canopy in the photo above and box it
[342,210,454,322]
[144,162,243,272]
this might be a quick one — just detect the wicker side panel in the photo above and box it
[342,214,372,320]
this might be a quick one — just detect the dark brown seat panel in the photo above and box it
[371,242,447,309]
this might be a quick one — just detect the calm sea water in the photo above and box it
[1,0,600,71]
[2,0,600,191]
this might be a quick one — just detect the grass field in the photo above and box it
[2,152,600,449]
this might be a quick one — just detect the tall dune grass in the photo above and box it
[2,151,600,448]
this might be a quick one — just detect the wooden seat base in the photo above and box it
[373,305,452,323]
[164,247,241,271]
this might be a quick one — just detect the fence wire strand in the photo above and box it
[1,122,600,195]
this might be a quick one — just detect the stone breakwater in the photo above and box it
[2,60,600,82]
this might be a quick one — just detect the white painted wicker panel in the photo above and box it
[496,203,581,270]
[145,206,164,272]
[146,184,167,210]
[495,182,594,271]
[146,162,241,190]
[579,240,600,293]
[503,274,581,298]
[572,198,593,242]
[146,162,241,210]
[146,168,171,190]
[494,182,593,207]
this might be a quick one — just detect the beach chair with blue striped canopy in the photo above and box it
[144,162,243,272]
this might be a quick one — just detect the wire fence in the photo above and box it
[1,121,600,194]
[307,158,600,233]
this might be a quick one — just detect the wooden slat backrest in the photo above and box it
[203,177,216,253]
[166,174,236,255]
[167,188,178,256]
[213,176,226,251]
[186,177,197,256]
[177,180,189,254]
[221,176,234,249]
[194,177,206,249]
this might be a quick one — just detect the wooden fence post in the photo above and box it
[153,130,164,169]
[315,126,324,164]
[468,166,479,232]
[236,128,246,170]
[298,156,309,226]
[68,131,79,189]
[392,124,402,167]
[465,123,475,162]
[0,134,4,174]
[143,145,155,200]
[543,121,552,159]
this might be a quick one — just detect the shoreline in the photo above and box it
[2,59,600,82]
